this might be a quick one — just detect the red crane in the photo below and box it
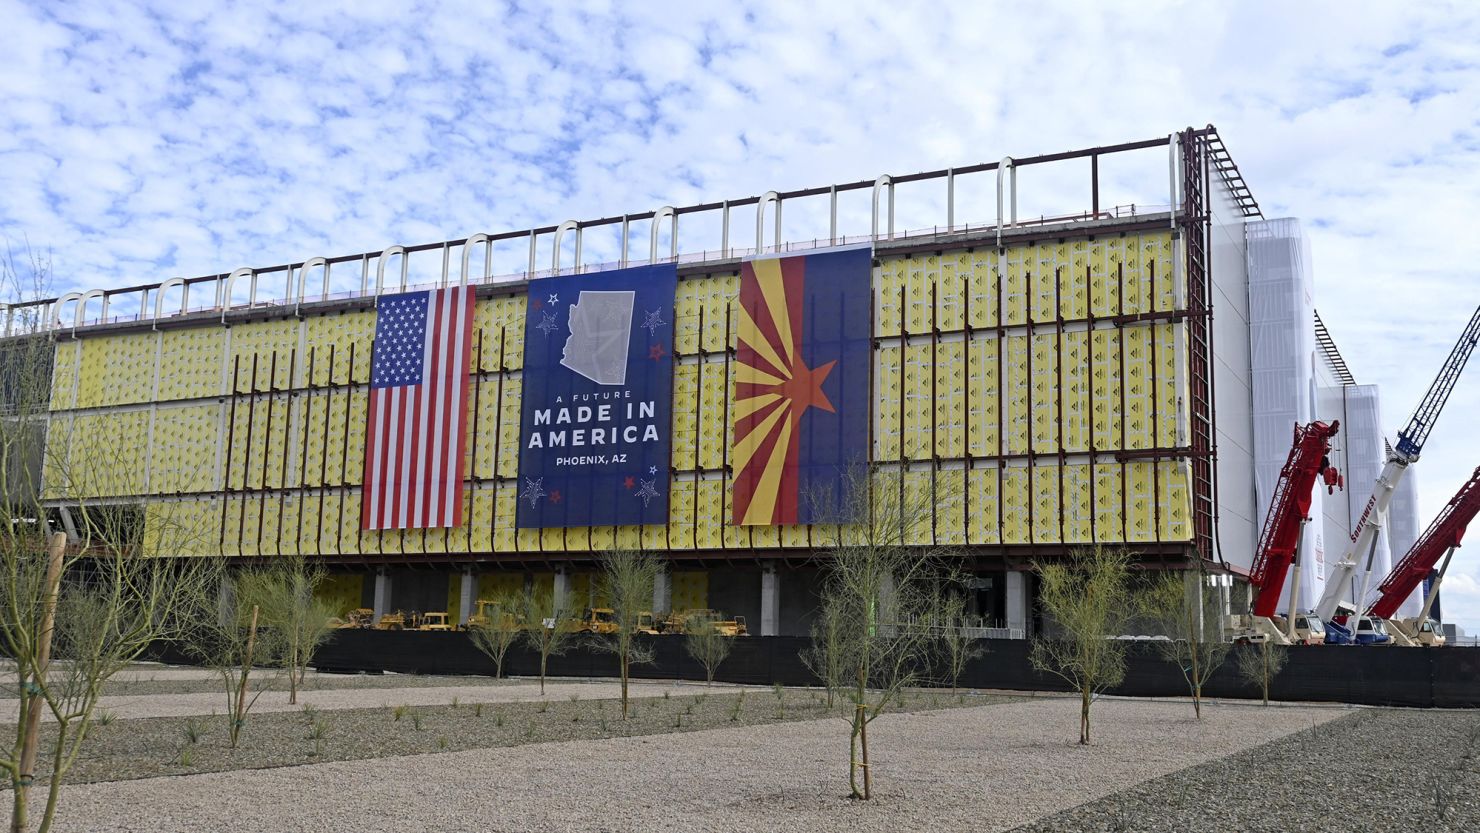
[1249,421,1343,618]
[1367,466,1480,621]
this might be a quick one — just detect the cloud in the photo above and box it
[2,0,1480,616]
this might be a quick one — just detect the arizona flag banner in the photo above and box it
[732,245,872,525]
[361,285,476,530]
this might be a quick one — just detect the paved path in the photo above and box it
[0,678,739,722]
[46,697,1343,833]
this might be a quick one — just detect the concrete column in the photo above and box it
[1005,570,1029,638]
[653,568,672,615]
[1184,570,1206,642]
[553,569,571,612]
[760,563,780,636]
[372,571,391,620]
[878,573,898,637]
[459,571,477,626]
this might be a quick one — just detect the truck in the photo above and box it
[1230,420,1343,645]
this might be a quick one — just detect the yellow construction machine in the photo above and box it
[417,611,454,631]
[335,608,376,629]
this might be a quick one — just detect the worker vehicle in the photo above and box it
[678,609,749,636]
[1230,420,1343,645]
[336,608,376,629]
[575,608,620,634]
[1316,306,1480,625]
[375,611,407,630]
[417,611,454,632]
[467,599,519,631]
[1365,466,1479,646]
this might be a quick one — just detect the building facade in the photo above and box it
[19,126,1362,636]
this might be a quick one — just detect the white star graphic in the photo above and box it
[548,293,559,305]
[634,478,661,508]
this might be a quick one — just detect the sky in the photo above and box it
[2,1,1479,628]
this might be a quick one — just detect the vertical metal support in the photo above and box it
[358,254,370,295]
[552,220,580,273]
[527,230,539,278]
[721,201,730,258]
[829,186,838,245]
[946,168,956,231]
[650,206,677,262]
[755,192,779,254]
[1284,523,1305,641]
[620,215,630,267]
[996,157,1016,248]
[871,175,894,240]
[460,233,490,287]
[1168,133,1181,227]
[1091,153,1101,218]
[375,246,408,296]
[439,242,451,287]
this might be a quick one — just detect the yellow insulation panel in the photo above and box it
[303,312,374,385]
[229,319,298,392]
[151,404,219,494]
[76,332,155,408]
[158,328,224,401]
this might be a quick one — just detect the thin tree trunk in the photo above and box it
[539,653,547,695]
[38,721,70,833]
[859,706,872,800]
[231,606,260,748]
[13,532,65,833]
[621,652,630,718]
[1190,637,1202,719]
[1080,686,1091,744]
[288,641,299,705]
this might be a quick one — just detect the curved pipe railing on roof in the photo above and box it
[1167,132,1180,229]
[871,175,894,241]
[650,206,676,263]
[295,257,329,314]
[220,268,257,323]
[153,278,188,327]
[375,246,408,296]
[74,289,105,331]
[460,233,490,287]
[552,221,580,274]
[754,193,779,254]
[51,292,83,331]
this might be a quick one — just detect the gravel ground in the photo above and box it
[13,688,976,787]
[41,696,1337,832]
[1011,707,1480,833]
[0,678,745,722]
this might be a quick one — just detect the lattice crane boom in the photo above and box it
[1367,466,1480,620]
[1249,420,1342,618]
[1316,305,1480,621]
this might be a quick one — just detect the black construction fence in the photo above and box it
[202,630,1480,709]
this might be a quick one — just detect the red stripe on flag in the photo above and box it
[448,287,475,526]
[362,388,382,530]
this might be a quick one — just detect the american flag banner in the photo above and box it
[361,285,476,530]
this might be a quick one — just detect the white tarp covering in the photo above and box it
[1387,467,1424,617]
[1339,384,1395,609]
[1247,219,1325,611]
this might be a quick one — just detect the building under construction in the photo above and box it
[10,125,1421,636]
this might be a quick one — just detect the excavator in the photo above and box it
[1316,306,1480,636]
[1230,420,1343,645]
[1364,465,1480,646]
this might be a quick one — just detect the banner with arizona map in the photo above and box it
[516,263,677,528]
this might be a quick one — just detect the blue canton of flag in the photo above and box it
[371,293,429,387]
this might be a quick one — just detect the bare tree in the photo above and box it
[181,572,278,749]
[1030,546,1134,745]
[807,466,953,800]
[683,611,733,686]
[1234,641,1288,706]
[518,588,573,695]
[1140,567,1231,719]
[2,245,219,833]
[932,591,983,695]
[801,590,848,709]
[467,591,522,680]
[237,556,338,704]
[596,549,662,718]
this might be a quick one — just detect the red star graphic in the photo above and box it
[623,476,635,490]
[779,357,837,430]
[532,298,543,310]
[648,343,667,361]
[550,490,563,504]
